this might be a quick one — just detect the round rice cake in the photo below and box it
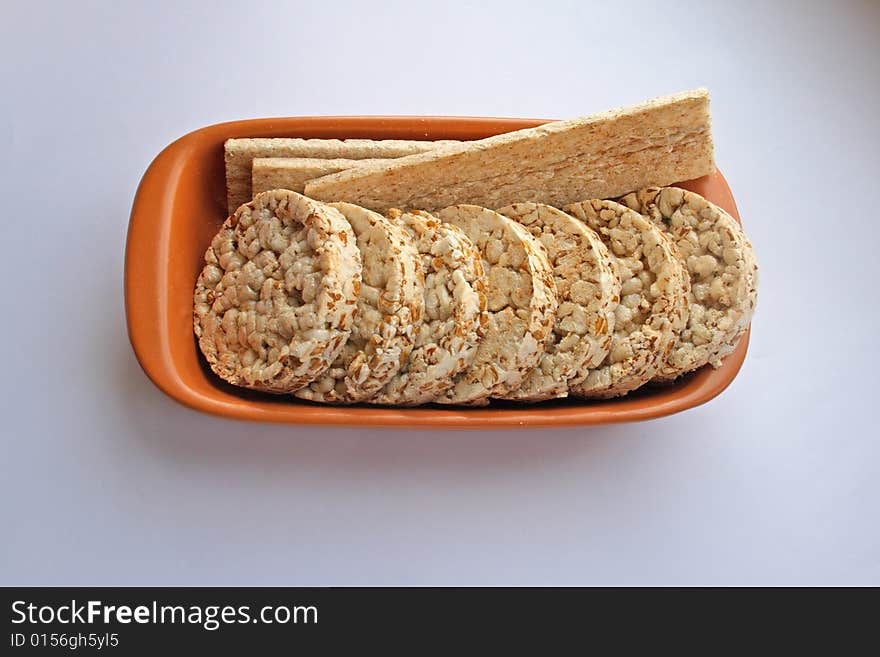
[193,189,361,393]
[370,209,486,406]
[497,203,621,401]
[563,199,689,398]
[714,235,758,362]
[294,202,424,403]
[619,187,758,378]
[434,204,558,405]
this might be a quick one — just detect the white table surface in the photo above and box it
[2,0,878,586]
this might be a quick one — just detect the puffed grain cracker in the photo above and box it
[564,199,689,398]
[434,205,558,405]
[194,190,361,393]
[371,209,486,406]
[497,203,621,401]
[619,187,758,378]
[294,203,424,403]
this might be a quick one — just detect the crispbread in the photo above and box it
[564,199,689,398]
[252,157,396,196]
[193,190,361,393]
[225,138,459,213]
[370,209,486,406]
[497,203,621,401]
[304,90,714,212]
[434,205,557,405]
[619,187,758,377]
[294,203,423,403]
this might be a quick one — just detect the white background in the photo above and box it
[1,0,878,586]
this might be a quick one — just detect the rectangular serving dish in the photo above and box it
[124,116,750,428]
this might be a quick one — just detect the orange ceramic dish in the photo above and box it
[124,116,750,428]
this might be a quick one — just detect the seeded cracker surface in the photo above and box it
[564,199,689,398]
[370,209,486,406]
[193,190,361,393]
[294,203,424,403]
[619,187,758,378]
[497,203,621,401]
[435,205,558,405]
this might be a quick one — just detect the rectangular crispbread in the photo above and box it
[304,90,715,212]
[225,138,458,213]
[252,157,396,196]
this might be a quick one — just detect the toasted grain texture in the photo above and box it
[371,210,485,406]
[252,157,396,196]
[193,190,361,393]
[434,205,558,405]
[620,187,758,378]
[294,203,424,403]
[225,138,458,213]
[305,90,714,212]
[564,199,689,398]
[497,203,621,401]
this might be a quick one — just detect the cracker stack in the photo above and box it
[199,90,757,406]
